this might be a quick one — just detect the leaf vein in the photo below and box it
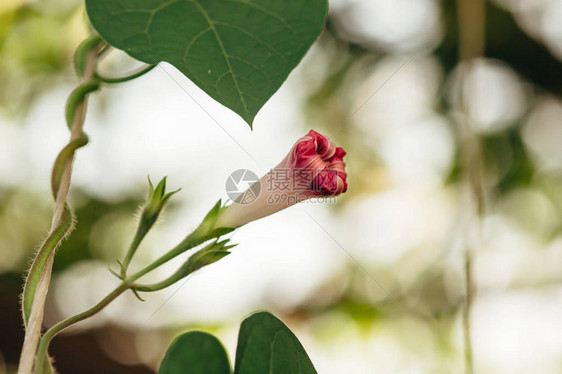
[183,27,212,60]
[269,330,281,374]
[225,0,297,34]
[144,0,183,49]
[108,9,152,16]
[226,55,270,83]
[189,0,249,118]
[213,20,284,58]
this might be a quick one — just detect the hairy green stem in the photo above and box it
[18,38,102,374]
[35,221,224,371]
[120,223,151,278]
[22,208,73,325]
[35,245,185,370]
[35,281,131,371]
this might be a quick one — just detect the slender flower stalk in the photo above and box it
[35,201,234,370]
[133,239,235,293]
[216,130,348,229]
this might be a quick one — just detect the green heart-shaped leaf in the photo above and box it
[159,331,231,374]
[234,311,317,374]
[85,0,328,127]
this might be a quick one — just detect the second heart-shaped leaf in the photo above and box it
[235,312,317,374]
[159,331,230,374]
[86,0,328,127]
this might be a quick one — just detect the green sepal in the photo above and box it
[145,177,180,220]
[191,200,235,241]
[126,199,236,290]
[138,176,180,242]
[120,177,180,277]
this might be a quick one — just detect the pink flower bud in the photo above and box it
[216,130,348,228]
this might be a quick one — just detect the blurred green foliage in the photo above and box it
[0,0,86,117]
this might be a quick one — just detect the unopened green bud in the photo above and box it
[142,177,179,227]
[184,239,236,273]
[133,239,236,293]
[119,177,179,277]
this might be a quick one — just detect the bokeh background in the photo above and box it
[1,0,562,373]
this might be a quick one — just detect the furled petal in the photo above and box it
[216,130,348,228]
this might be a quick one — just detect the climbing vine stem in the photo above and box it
[18,35,104,374]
